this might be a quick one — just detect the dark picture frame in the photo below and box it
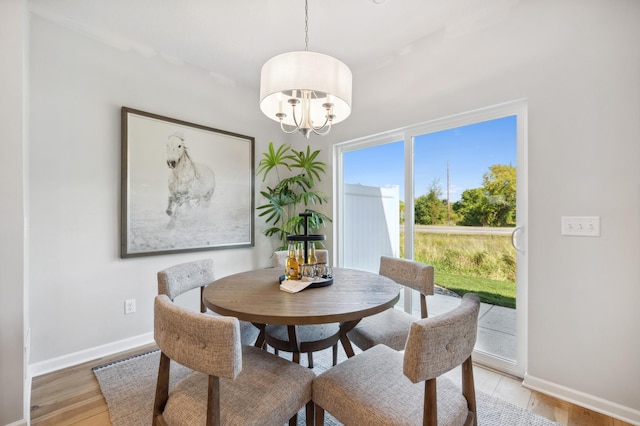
[121,107,254,257]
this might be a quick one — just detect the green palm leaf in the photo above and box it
[257,142,331,248]
[291,145,327,182]
[257,142,296,181]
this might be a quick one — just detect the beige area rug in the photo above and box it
[94,345,560,426]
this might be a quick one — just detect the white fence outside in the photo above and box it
[343,184,400,273]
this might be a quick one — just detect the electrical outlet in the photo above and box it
[125,299,136,314]
[561,216,600,237]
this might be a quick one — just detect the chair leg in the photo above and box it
[207,375,221,426]
[289,414,297,426]
[462,356,477,426]
[307,352,314,368]
[153,352,171,425]
[424,378,437,426]
[332,343,338,366]
[305,401,314,426]
[315,403,325,425]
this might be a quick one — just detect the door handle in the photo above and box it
[511,226,525,254]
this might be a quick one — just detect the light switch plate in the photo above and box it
[561,216,600,237]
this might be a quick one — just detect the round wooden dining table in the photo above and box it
[203,267,400,357]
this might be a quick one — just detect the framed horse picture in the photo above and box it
[120,107,254,257]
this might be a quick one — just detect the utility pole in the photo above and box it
[447,161,451,224]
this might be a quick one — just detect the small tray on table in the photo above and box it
[279,274,333,289]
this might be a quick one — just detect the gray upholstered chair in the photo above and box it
[157,259,259,346]
[153,294,315,426]
[314,293,481,426]
[348,255,435,351]
[266,249,339,368]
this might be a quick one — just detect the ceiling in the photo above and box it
[29,0,519,90]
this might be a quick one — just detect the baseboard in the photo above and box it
[4,419,28,426]
[29,332,154,378]
[523,373,640,426]
[24,373,32,425]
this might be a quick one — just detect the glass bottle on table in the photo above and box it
[297,242,305,268]
[286,242,299,280]
[307,242,317,265]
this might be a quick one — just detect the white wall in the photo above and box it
[0,2,28,424]
[15,0,640,424]
[27,14,286,369]
[322,1,640,422]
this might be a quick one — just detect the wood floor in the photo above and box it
[30,344,631,426]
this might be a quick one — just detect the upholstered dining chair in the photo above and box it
[153,294,315,426]
[348,255,435,351]
[157,259,259,346]
[314,293,481,426]
[266,249,339,368]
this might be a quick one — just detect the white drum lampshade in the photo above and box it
[260,51,352,137]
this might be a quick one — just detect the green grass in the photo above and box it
[435,270,516,309]
[401,231,517,308]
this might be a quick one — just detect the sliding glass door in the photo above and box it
[334,100,528,377]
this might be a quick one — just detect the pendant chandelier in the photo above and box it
[259,0,352,138]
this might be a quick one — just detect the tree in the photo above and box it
[482,164,516,226]
[415,180,447,225]
[453,164,516,227]
[453,188,489,226]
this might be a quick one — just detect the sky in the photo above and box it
[343,115,517,202]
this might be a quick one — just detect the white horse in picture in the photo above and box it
[165,133,216,229]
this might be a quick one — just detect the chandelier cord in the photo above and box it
[304,0,309,51]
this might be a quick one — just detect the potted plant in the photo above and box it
[257,142,331,251]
